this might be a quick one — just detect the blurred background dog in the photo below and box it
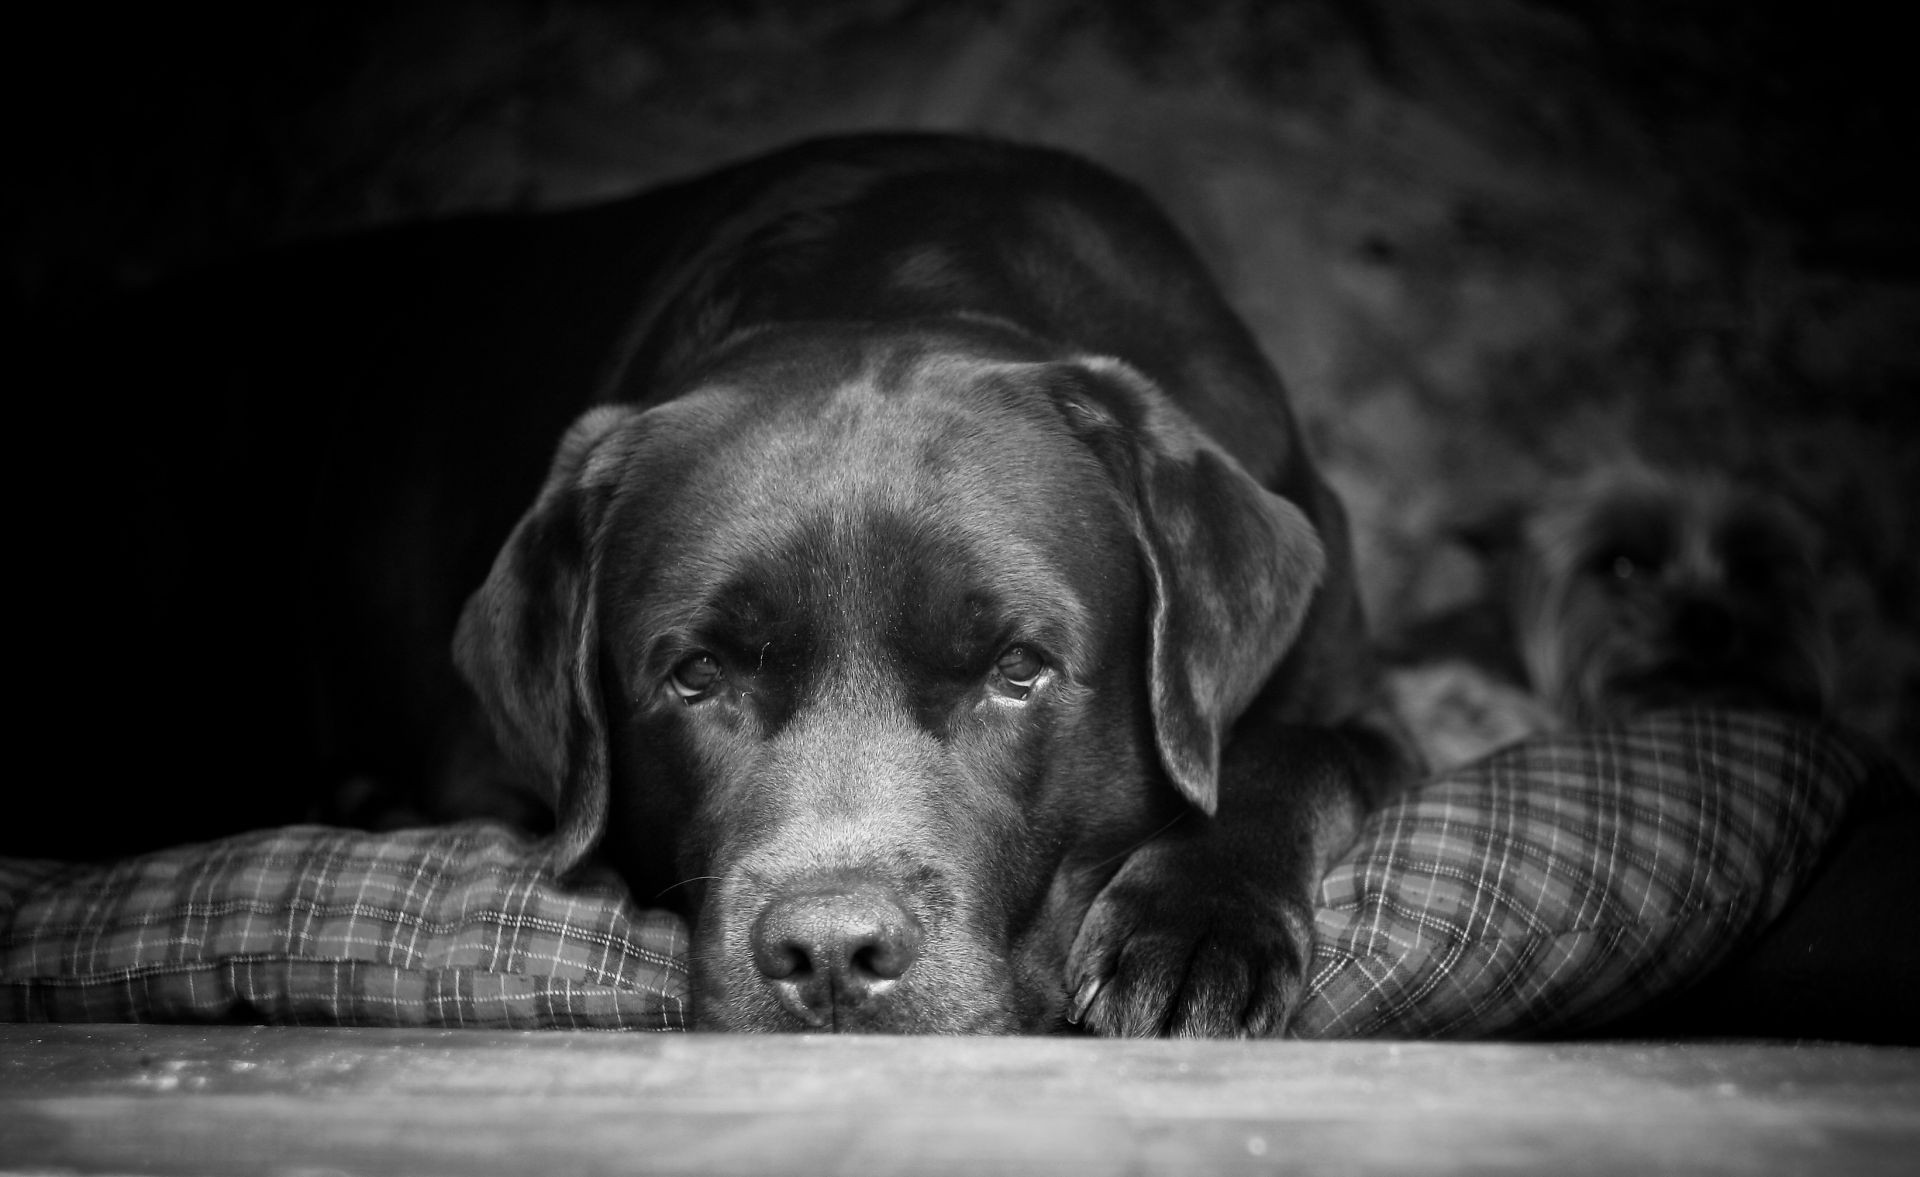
[1388,463,1836,769]
[1515,466,1835,727]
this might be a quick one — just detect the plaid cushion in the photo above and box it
[0,709,1878,1035]
[0,823,687,1029]
[1290,709,1877,1038]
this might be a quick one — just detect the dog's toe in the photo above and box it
[1066,842,1310,1038]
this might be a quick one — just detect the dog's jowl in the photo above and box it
[39,134,1414,1035]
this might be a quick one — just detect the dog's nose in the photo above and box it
[751,884,924,1028]
[1674,596,1738,661]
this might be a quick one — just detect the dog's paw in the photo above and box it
[1064,840,1311,1038]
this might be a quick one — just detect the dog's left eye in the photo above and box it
[992,644,1045,700]
[1602,551,1660,585]
[1726,553,1789,591]
[670,653,725,701]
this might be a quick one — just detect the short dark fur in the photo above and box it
[28,134,1410,1034]
[449,137,1412,1034]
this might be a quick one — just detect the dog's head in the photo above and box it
[454,322,1324,1032]
[1515,467,1835,726]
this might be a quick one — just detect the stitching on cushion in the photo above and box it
[1295,710,1870,1038]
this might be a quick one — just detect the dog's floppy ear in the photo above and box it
[454,405,638,874]
[1056,358,1325,816]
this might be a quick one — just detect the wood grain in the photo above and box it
[3,1026,1916,1175]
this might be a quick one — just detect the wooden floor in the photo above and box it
[3,1026,1916,1176]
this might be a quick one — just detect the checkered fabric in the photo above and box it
[0,709,1879,1035]
[1290,709,1876,1038]
[0,823,688,1029]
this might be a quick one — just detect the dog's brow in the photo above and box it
[1590,502,1672,563]
[1718,505,1812,566]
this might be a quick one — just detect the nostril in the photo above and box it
[850,937,913,982]
[757,940,812,982]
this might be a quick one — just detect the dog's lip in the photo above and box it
[696,992,1021,1034]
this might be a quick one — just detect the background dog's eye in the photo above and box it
[671,653,725,700]
[993,644,1045,699]
[1598,550,1659,584]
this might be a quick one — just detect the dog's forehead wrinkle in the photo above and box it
[632,377,1117,655]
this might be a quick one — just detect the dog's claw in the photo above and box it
[1065,974,1104,1026]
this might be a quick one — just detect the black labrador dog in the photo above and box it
[23,134,1410,1035]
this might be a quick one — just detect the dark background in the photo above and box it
[9,0,1917,797]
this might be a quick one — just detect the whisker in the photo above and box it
[652,876,723,901]
[1091,811,1188,872]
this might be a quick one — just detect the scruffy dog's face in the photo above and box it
[1516,470,1835,726]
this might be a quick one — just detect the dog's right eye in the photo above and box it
[990,643,1046,701]
[670,653,725,701]
[1595,550,1658,586]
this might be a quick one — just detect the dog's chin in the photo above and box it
[1580,657,1830,724]
[693,990,1025,1034]
[1532,590,1835,727]
[690,965,1029,1034]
